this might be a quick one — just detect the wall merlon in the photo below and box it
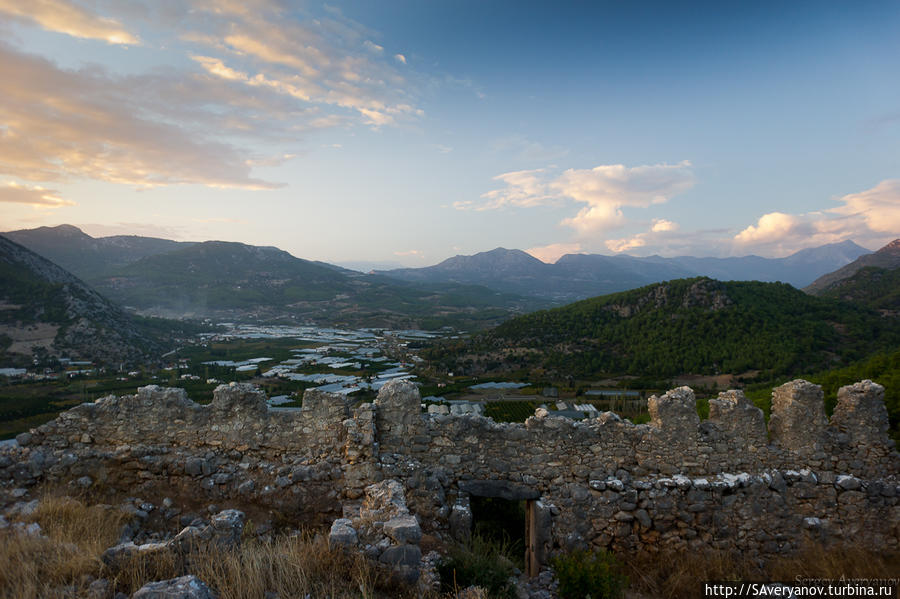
[831,380,889,439]
[769,379,827,453]
[648,386,700,436]
[708,389,767,450]
[210,383,268,419]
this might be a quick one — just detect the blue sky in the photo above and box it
[1,0,898,266]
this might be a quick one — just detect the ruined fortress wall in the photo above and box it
[3,378,898,560]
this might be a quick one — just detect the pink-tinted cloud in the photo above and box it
[0,0,138,44]
[0,44,278,189]
[0,181,73,207]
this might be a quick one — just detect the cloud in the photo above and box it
[554,162,695,234]
[603,218,681,253]
[363,40,384,54]
[394,53,407,64]
[0,181,73,207]
[180,2,421,127]
[394,249,425,259]
[830,179,900,234]
[526,242,583,264]
[456,169,556,211]
[606,236,647,253]
[732,179,900,256]
[465,161,694,235]
[651,218,679,232]
[0,0,423,190]
[0,0,138,44]
[734,212,797,244]
[0,43,287,189]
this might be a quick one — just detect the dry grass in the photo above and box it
[626,543,900,599]
[109,534,417,599]
[8,495,896,599]
[1,494,421,599]
[1,494,127,598]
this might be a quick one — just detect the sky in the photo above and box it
[1,0,899,267]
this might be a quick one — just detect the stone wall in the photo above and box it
[2,378,898,564]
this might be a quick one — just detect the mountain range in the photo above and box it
[0,236,188,365]
[1,224,891,332]
[2,224,192,281]
[1,226,542,330]
[378,241,871,301]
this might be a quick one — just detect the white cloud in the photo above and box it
[0,0,138,44]
[0,181,73,207]
[651,218,679,232]
[464,161,694,235]
[830,179,900,234]
[606,236,647,253]
[456,169,556,211]
[394,53,407,64]
[732,179,900,256]
[525,242,583,263]
[363,40,384,54]
[394,249,425,259]
[734,212,798,244]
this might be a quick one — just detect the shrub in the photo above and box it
[552,548,628,599]
[438,533,517,599]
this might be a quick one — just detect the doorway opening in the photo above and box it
[470,495,527,570]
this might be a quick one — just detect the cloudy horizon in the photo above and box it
[2,0,898,266]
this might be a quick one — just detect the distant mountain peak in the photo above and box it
[878,239,900,253]
[805,238,900,295]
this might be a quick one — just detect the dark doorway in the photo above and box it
[470,495,526,569]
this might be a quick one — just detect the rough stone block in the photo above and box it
[329,518,358,547]
[383,514,422,544]
[132,575,217,599]
[379,544,422,567]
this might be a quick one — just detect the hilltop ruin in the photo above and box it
[2,378,898,579]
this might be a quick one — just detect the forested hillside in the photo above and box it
[817,267,900,311]
[422,278,900,379]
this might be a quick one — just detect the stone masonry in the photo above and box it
[2,378,898,572]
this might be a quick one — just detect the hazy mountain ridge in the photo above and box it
[806,239,900,296]
[2,224,193,280]
[422,277,900,379]
[0,237,169,365]
[89,240,544,327]
[380,241,871,301]
[1,226,544,329]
